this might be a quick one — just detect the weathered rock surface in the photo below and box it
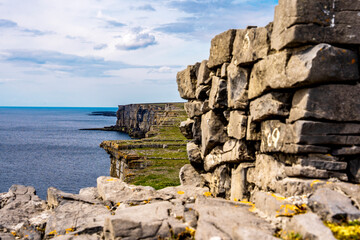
[179,119,194,139]
[179,164,205,187]
[97,176,171,204]
[247,154,286,191]
[232,27,270,66]
[272,0,360,50]
[204,139,253,172]
[45,201,109,238]
[201,110,227,156]
[207,29,236,69]
[249,44,359,99]
[104,202,183,240]
[186,141,203,167]
[230,163,254,201]
[0,185,46,230]
[249,92,291,122]
[308,188,360,222]
[227,111,247,139]
[289,83,360,122]
[227,63,250,109]
[261,120,360,154]
[176,64,199,100]
[285,212,336,240]
[194,197,276,240]
[184,100,203,118]
[209,76,227,109]
[197,60,210,86]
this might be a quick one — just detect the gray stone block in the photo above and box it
[187,141,203,166]
[195,84,210,100]
[209,76,227,109]
[227,111,247,139]
[247,154,286,191]
[296,155,347,171]
[249,92,291,122]
[201,110,227,156]
[232,27,270,66]
[308,188,360,222]
[249,44,359,99]
[261,120,360,153]
[179,119,194,139]
[227,63,250,109]
[333,146,360,156]
[289,83,360,122]
[272,0,360,50]
[197,60,210,86]
[176,64,199,100]
[285,165,329,179]
[207,29,236,68]
[285,213,336,240]
[230,163,254,201]
[184,100,203,118]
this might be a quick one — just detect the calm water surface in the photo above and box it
[0,107,130,199]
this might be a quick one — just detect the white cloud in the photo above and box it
[115,28,157,50]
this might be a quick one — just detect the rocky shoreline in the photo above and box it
[1,167,360,240]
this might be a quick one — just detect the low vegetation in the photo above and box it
[101,103,189,189]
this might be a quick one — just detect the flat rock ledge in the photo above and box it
[1,168,360,240]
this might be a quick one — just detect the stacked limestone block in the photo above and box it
[177,0,360,200]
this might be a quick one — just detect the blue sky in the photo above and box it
[0,0,277,107]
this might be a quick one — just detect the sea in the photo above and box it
[0,107,131,199]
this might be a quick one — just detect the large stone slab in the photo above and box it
[45,201,109,238]
[176,64,199,100]
[207,29,236,69]
[227,111,247,139]
[104,202,182,240]
[194,197,275,240]
[184,100,203,118]
[285,213,336,240]
[249,44,359,99]
[230,163,254,201]
[261,120,360,153]
[296,155,347,171]
[272,0,360,50]
[97,177,171,204]
[179,119,194,139]
[204,139,253,171]
[289,83,360,122]
[179,164,205,187]
[209,76,227,109]
[197,60,210,86]
[247,154,286,191]
[203,165,231,198]
[227,63,250,109]
[0,185,46,230]
[186,141,203,166]
[201,110,227,156]
[285,165,329,179]
[249,92,291,122]
[308,188,360,222]
[232,26,270,66]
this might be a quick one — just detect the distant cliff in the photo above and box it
[114,103,185,138]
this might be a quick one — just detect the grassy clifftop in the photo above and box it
[101,102,189,189]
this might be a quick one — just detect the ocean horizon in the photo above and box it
[0,107,131,199]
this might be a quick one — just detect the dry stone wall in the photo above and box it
[177,0,360,200]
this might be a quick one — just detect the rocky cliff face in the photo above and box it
[115,103,182,138]
[177,0,360,200]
